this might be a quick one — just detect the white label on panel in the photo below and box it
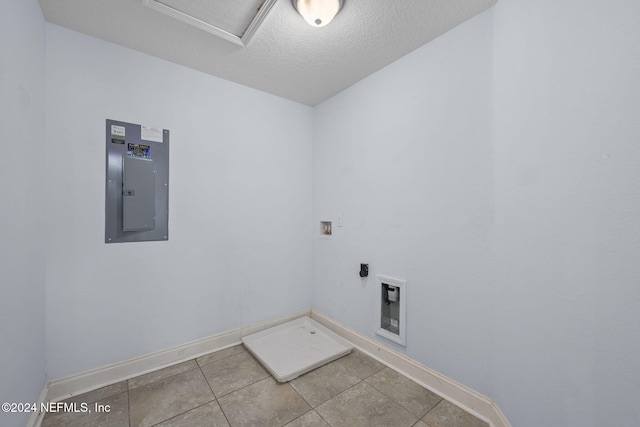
[141,126,163,143]
[111,125,125,137]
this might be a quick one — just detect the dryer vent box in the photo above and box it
[376,275,406,346]
[105,119,169,243]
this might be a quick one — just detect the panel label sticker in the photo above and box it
[141,126,163,143]
[111,125,125,138]
[127,143,151,158]
[111,124,126,143]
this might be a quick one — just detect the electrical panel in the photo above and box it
[105,119,169,243]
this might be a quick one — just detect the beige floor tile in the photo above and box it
[40,336,484,427]
[330,349,385,379]
[154,401,229,427]
[421,400,489,427]
[200,351,269,397]
[128,360,198,390]
[196,344,247,367]
[366,367,442,418]
[290,361,361,407]
[42,391,129,427]
[129,368,215,427]
[218,377,311,427]
[284,410,330,427]
[316,381,418,427]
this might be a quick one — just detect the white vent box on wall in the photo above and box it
[376,275,406,346]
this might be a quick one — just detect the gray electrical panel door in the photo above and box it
[123,156,156,231]
[105,119,169,243]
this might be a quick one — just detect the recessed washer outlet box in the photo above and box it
[376,275,406,346]
[320,221,332,237]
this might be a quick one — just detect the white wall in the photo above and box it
[44,25,314,379]
[313,10,494,395]
[492,0,640,426]
[0,1,47,426]
[314,1,640,426]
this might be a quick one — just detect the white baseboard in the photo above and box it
[27,309,310,427]
[26,384,49,427]
[29,308,510,427]
[310,309,511,427]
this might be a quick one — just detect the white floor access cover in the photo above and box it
[242,316,353,382]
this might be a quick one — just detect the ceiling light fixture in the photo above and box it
[292,0,344,28]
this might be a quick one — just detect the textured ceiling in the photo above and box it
[37,0,496,106]
[150,0,266,36]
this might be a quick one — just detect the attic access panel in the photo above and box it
[142,0,278,46]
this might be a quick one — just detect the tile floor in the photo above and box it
[42,344,488,427]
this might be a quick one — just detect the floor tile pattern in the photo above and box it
[42,345,488,427]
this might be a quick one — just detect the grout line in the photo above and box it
[127,360,200,392]
[197,358,229,423]
[216,373,272,399]
[135,360,219,426]
[197,360,217,399]
[147,399,217,427]
[315,409,334,427]
[195,345,248,369]
[286,410,311,426]
[362,367,444,420]
[421,400,447,425]
[215,399,232,427]
[127,386,131,427]
[196,360,233,427]
[288,382,314,409]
